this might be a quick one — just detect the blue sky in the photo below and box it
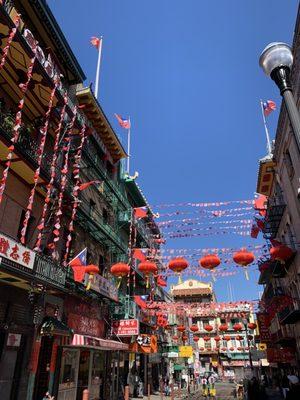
[48,0,299,301]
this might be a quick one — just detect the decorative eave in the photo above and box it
[76,87,127,163]
[13,0,86,83]
[256,155,276,197]
[172,288,212,296]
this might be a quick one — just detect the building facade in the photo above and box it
[0,1,167,399]
[170,280,255,382]
[255,4,300,374]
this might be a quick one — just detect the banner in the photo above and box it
[179,346,193,358]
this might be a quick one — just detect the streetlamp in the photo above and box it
[259,42,300,151]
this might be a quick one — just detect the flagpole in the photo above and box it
[127,116,131,173]
[94,36,103,99]
[260,99,272,155]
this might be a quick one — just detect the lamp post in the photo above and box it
[259,42,300,152]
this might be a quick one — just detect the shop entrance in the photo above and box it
[76,350,90,400]
[33,336,54,400]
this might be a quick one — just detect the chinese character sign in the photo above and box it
[0,233,35,270]
[112,319,139,336]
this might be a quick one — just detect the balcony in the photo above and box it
[258,257,294,284]
[76,196,128,254]
[279,299,300,325]
[82,145,129,209]
[263,199,286,240]
[271,325,295,346]
[34,253,66,290]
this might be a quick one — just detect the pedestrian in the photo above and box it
[247,377,260,400]
[201,376,208,396]
[281,374,290,399]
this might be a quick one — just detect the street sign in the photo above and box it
[112,319,139,336]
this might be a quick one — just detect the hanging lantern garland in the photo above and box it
[0,15,20,69]
[233,249,255,280]
[63,124,87,265]
[50,107,78,253]
[0,41,37,204]
[35,92,68,251]
[20,79,59,244]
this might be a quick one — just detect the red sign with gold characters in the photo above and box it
[0,232,35,270]
[267,347,296,364]
[256,313,271,342]
[112,319,139,336]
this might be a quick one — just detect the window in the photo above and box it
[284,149,294,178]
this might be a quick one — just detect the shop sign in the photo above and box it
[256,313,271,342]
[7,333,21,347]
[0,232,35,271]
[129,334,158,353]
[179,346,193,358]
[266,347,296,364]
[34,254,66,288]
[68,313,105,338]
[86,274,118,301]
[112,319,139,336]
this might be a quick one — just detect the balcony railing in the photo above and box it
[263,199,286,240]
[271,325,295,345]
[34,253,66,289]
[76,195,127,253]
[0,109,74,195]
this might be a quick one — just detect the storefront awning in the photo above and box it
[40,317,73,337]
[71,334,128,351]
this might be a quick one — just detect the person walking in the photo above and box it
[281,374,290,399]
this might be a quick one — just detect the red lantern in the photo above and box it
[237,347,243,351]
[190,324,199,333]
[173,335,178,341]
[193,336,199,342]
[245,347,250,351]
[168,258,188,274]
[110,263,130,288]
[214,336,221,342]
[177,325,185,333]
[248,323,257,330]
[229,347,235,351]
[182,335,188,341]
[111,262,130,277]
[233,323,243,331]
[200,347,205,351]
[233,250,255,266]
[270,243,293,263]
[235,335,243,341]
[219,324,228,331]
[259,261,271,272]
[233,250,255,280]
[233,323,243,332]
[221,347,227,351]
[204,324,213,332]
[85,264,100,290]
[223,335,231,341]
[203,336,210,342]
[138,261,158,287]
[199,254,221,270]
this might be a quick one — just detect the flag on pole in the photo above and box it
[134,207,148,219]
[78,180,101,191]
[114,113,131,129]
[90,36,101,49]
[133,248,148,262]
[263,100,276,116]
[69,248,87,267]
